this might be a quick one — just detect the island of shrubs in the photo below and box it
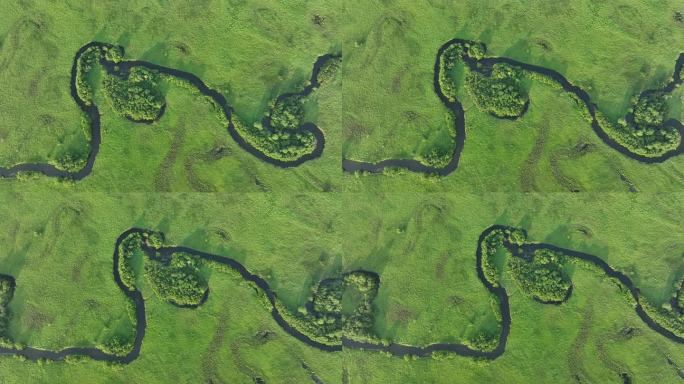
[103,67,166,122]
[75,44,123,106]
[232,93,317,162]
[280,270,379,345]
[466,63,529,119]
[480,226,526,287]
[116,231,207,307]
[438,41,528,118]
[508,248,571,303]
[144,252,207,307]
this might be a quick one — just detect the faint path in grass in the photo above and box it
[568,302,594,383]
[519,121,549,192]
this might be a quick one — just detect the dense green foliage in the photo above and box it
[231,56,339,162]
[270,95,305,131]
[0,276,14,344]
[117,232,144,291]
[633,92,668,127]
[466,64,529,118]
[100,334,134,357]
[480,227,526,287]
[290,271,379,344]
[103,67,165,122]
[144,252,207,307]
[508,248,572,303]
[232,118,317,161]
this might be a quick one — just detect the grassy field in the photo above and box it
[342,0,684,192]
[0,190,681,382]
[0,0,683,383]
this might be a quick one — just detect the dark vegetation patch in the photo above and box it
[154,129,186,192]
[674,11,684,24]
[103,67,166,123]
[508,248,572,303]
[144,252,208,307]
[520,121,549,192]
[117,231,207,307]
[0,275,15,345]
[466,63,529,119]
[290,271,379,345]
[549,140,598,192]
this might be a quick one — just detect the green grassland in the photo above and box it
[0,0,342,192]
[0,190,682,382]
[1,1,683,192]
[342,0,684,192]
[0,0,683,383]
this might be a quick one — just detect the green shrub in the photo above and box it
[508,248,571,302]
[232,117,317,162]
[466,329,498,352]
[640,300,684,338]
[632,92,667,127]
[144,252,207,306]
[420,147,452,168]
[0,276,15,338]
[466,42,486,60]
[480,229,507,286]
[52,151,88,172]
[101,334,133,357]
[117,232,144,291]
[75,47,100,105]
[466,63,528,118]
[270,95,305,131]
[103,67,165,122]
[279,271,379,345]
[75,45,123,105]
[597,111,680,157]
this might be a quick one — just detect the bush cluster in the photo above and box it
[480,227,527,287]
[232,117,316,161]
[641,300,684,338]
[598,111,680,157]
[103,67,165,122]
[101,334,133,357]
[508,248,571,302]
[144,252,207,306]
[466,329,499,352]
[438,44,466,101]
[466,63,529,118]
[316,56,341,85]
[230,56,340,162]
[342,271,379,339]
[75,45,123,106]
[632,92,667,127]
[287,271,380,344]
[270,95,305,131]
[117,232,144,291]
[0,276,15,342]
[620,91,681,155]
